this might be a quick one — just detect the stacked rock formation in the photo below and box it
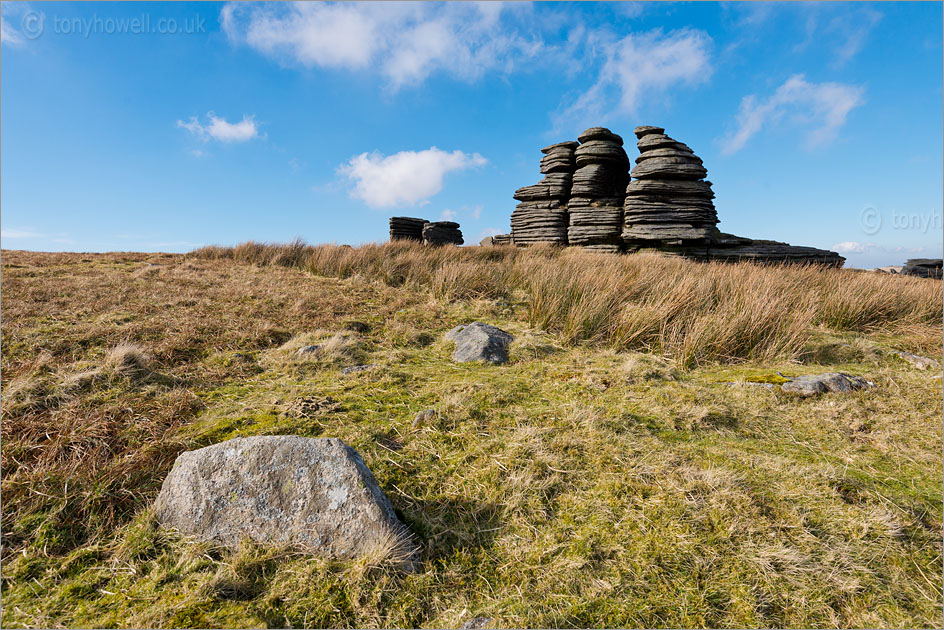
[389,217,426,242]
[492,233,512,246]
[510,142,576,245]
[422,221,463,246]
[501,124,845,266]
[622,126,718,254]
[567,128,630,252]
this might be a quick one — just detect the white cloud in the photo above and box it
[221,2,542,89]
[440,209,457,221]
[339,148,487,208]
[1,228,45,239]
[559,28,712,124]
[832,241,870,254]
[176,113,261,143]
[721,74,864,155]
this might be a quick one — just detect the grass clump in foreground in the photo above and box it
[1,244,941,628]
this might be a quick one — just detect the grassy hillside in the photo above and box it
[1,244,941,628]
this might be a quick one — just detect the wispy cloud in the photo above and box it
[724,3,882,68]
[220,2,542,90]
[831,241,927,255]
[1,228,45,239]
[177,113,262,143]
[339,148,487,208]
[1,3,40,48]
[557,28,713,127]
[721,74,864,155]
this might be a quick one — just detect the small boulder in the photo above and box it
[341,364,374,375]
[295,344,321,357]
[154,436,416,562]
[458,617,491,630]
[780,373,873,397]
[412,409,436,429]
[895,351,939,371]
[445,322,514,364]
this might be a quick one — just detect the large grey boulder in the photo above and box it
[780,373,874,397]
[445,322,513,364]
[154,436,416,561]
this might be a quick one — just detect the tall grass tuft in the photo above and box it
[190,241,942,365]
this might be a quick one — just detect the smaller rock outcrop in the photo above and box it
[389,217,427,242]
[154,436,416,562]
[423,221,464,246]
[445,322,513,364]
[780,373,873,397]
[901,258,943,279]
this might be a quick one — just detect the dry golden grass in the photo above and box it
[194,240,942,365]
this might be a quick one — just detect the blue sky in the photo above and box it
[1,1,941,268]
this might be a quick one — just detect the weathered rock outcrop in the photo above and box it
[389,216,427,242]
[445,322,513,364]
[503,124,845,266]
[901,258,942,279]
[154,436,416,561]
[423,221,463,246]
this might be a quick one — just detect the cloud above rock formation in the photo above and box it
[339,148,487,208]
[721,74,864,154]
[220,2,542,89]
[560,28,713,124]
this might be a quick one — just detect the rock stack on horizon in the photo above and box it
[422,221,463,246]
[622,126,718,256]
[389,216,427,242]
[500,124,846,266]
[510,141,576,246]
[567,127,629,252]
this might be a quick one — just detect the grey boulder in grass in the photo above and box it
[780,373,874,397]
[446,322,514,364]
[154,436,416,562]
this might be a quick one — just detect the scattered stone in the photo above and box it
[423,221,464,246]
[445,322,514,364]
[873,265,903,274]
[901,258,942,279]
[341,364,375,375]
[389,216,427,242]
[343,321,370,334]
[458,617,492,630]
[295,345,322,357]
[287,396,341,417]
[724,381,776,390]
[780,373,874,397]
[412,409,436,429]
[154,436,416,560]
[895,351,939,371]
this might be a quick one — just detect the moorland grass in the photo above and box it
[1,246,941,628]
